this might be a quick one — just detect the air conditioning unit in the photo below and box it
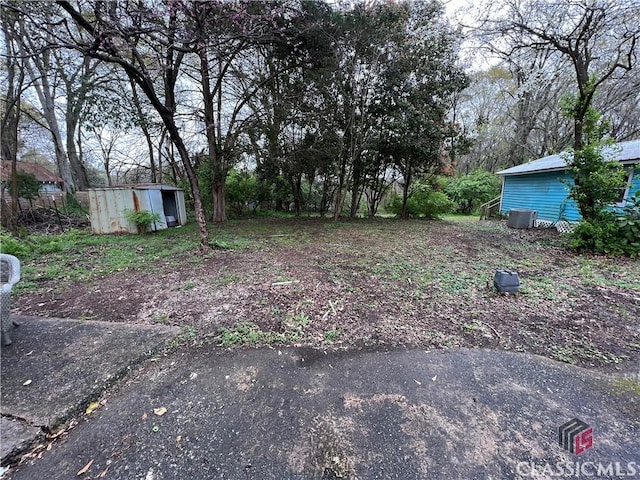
[507,209,537,229]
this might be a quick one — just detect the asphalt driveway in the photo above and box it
[3,320,638,479]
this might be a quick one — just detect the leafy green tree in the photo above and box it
[225,170,257,217]
[7,172,40,201]
[374,1,468,219]
[387,186,455,219]
[561,102,625,222]
[445,170,501,214]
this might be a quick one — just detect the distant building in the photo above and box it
[0,161,64,193]
[496,140,640,223]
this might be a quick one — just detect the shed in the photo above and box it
[88,184,187,234]
[496,140,640,223]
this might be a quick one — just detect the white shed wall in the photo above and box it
[88,186,187,234]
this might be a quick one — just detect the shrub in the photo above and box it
[124,209,161,233]
[226,169,257,216]
[570,212,621,254]
[444,170,501,214]
[63,191,85,214]
[387,190,455,219]
[422,191,456,219]
[615,194,640,256]
[570,194,640,257]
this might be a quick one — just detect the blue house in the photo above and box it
[496,140,640,223]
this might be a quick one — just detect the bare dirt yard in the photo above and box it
[13,216,640,374]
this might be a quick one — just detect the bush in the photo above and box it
[615,194,640,256]
[570,194,640,257]
[422,191,457,219]
[124,209,161,233]
[570,212,621,254]
[444,170,501,214]
[63,191,85,214]
[226,169,257,216]
[387,190,455,219]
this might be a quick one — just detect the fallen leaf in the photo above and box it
[85,402,100,415]
[153,407,167,416]
[23,380,32,386]
[77,459,93,476]
[142,412,148,420]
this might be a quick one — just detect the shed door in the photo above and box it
[145,189,168,230]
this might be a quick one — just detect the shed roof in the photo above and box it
[88,183,183,191]
[496,139,640,176]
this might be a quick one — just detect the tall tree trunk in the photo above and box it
[333,150,348,221]
[26,60,75,191]
[1,13,25,222]
[349,151,364,218]
[66,119,89,190]
[197,40,228,223]
[400,163,412,220]
[212,180,227,223]
[168,123,208,246]
[320,173,332,217]
[62,56,92,191]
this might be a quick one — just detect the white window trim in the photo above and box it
[615,166,635,207]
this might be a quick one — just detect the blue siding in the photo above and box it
[500,171,581,222]
[500,167,640,222]
[629,167,640,200]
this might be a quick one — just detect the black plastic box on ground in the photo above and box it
[494,270,520,293]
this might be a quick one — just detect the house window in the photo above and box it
[615,166,635,206]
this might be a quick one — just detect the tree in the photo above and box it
[7,172,41,202]
[563,106,625,222]
[482,0,640,150]
[445,170,501,214]
[53,0,210,246]
[11,2,104,191]
[376,1,468,219]
[486,0,638,224]
[187,1,321,222]
[245,0,337,217]
[454,0,640,177]
[1,3,27,228]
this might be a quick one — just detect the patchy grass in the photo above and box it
[6,223,254,293]
[11,216,640,373]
